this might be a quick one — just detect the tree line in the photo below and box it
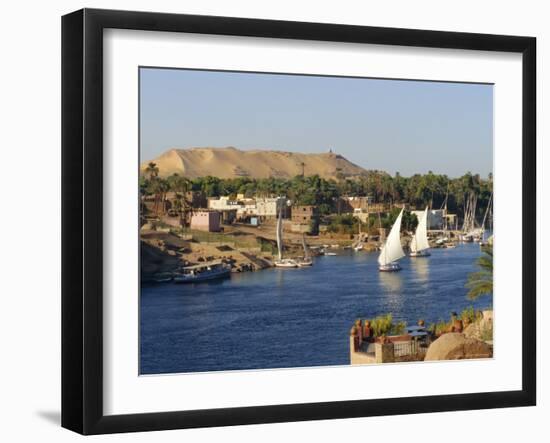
[141,162,492,222]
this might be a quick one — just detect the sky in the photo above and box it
[140,67,493,178]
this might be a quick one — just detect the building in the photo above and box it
[208,196,289,223]
[190,211,221,232]
[411,209,445,230]
[291,205,319,225]
[255,197,287,219]
[208,196,243,211]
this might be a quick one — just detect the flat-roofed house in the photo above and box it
[291,205,319,224]
[190,210,221,232]
[411,209,445,230]
[255,197,287,220]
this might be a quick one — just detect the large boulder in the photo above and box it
[425,333,492,361]
[463,310,493,342]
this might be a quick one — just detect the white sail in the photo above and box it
[378,209,405,266]
[276,208,283,261]
[411,207,430,253]
[302,234,309,259]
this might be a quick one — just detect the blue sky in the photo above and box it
[140,68,493,178]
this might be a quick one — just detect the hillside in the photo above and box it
[140,147,368,180]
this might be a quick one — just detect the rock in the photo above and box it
[463,323,480,340]
[463,311,493,341]
[425,333,492,361]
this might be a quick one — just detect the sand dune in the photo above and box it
[141,147,368,180]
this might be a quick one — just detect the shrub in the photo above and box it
[428,319,450,336]
[460,306,476,324]
[369,314,406,337]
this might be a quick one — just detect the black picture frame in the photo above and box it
[62,8,536,435]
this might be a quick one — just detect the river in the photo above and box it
[140,242,491,374]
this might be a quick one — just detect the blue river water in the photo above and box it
[140,242,491,374]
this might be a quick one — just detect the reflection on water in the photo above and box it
[378,270,403,293]
[410,257,430,283]
[140,243,491,374]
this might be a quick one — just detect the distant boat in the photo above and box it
[410,207,431,257]
[461,233,474,243]
[378,208,405,272]
[174,261,231,283]
[296,234,313,267]
[274,207,298,268]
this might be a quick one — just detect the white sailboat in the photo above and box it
[478,192,493,245]
[274,206,298,268]
[296,234,313,267]
[410,207,431,257]
[353,219,364,251]
[378,208,405,272]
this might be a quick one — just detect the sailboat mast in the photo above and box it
[481,192,493,232]
[302,234,309,259]
[276,207,283,261]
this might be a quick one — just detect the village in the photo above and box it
[140,189,464,283]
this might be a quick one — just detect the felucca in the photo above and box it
[296,234,313,267]
[274,206,298,268]
[410,207,431,257]
[378,208,405,272]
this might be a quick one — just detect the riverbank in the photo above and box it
[140,223,381,282]
[141,221,465,283]
[141,230,274,283]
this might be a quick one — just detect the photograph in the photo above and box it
[138,67,494,375]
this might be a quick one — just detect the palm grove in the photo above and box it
[142,162,492,231]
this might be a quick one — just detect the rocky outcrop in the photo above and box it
[463,310,493,342]
[425,333,493,361]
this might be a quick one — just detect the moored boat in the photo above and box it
[296,234,314,267]
[274,205,298,268]
[275,258,299,268]
[174,261,231,283]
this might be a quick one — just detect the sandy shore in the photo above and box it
[140,223,380,282]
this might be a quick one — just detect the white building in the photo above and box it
[255,197,287,218]
[208,196,287,219]
[208,196,242,211]
[411,209,445,230]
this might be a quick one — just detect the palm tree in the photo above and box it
[466,243,493,300]
[167,174,192,226]
[145,162,159,180]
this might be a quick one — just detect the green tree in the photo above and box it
[466,244,493,300]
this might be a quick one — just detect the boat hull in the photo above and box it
[174,268,231,283]
[296,259,313,267]
[409,250,431,257]
[379,262,402,272]
[274,259,298,268]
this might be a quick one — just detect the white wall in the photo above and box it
[0,0,546,441]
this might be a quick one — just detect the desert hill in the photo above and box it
[141,147,368,180]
